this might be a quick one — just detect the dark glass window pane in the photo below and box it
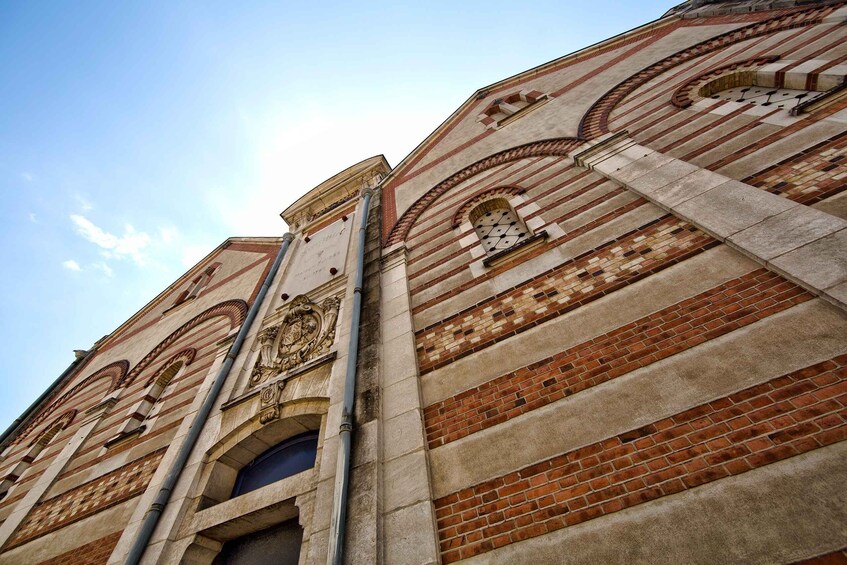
[217,519,303,565]
[231,431,318,497]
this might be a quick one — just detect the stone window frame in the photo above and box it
[671,58,846,124]
[178,406,328,564]
[477,89,551,130]
[230,430,320,498]
[455,188,548,269]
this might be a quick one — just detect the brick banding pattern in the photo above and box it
[743,130,847,205]
[3,449,166,549]
[13,361,129,446]
[434,355,847,563]
[415,216,717,374]
[36,531,122,565]
[385,138,582,245]
[578,3,839,139]
[425,269,812,448]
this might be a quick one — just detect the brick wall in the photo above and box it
[36,531,122,565]
[744,130,847,205]
[4,448,165,550]
[433,355,847,563]
[425,269,812,448]
[415,216,717,373]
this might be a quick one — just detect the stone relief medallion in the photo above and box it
[258,381,283,424]
[250,294,341,387]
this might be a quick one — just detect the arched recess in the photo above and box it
[12,361,128,445]
[578,3,836,140]
[144,348,197,388]
[452,186,526,228]
[199,398,328,509]
[1,410,77,499]
[110,348,198,439]
[119,299,247,389]
[384,137,582,246]
[670,56,781,109]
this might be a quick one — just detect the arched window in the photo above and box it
[469,198,531,253]
[111,358,188,442]
[0,411,75,500]
[231,431,319,498]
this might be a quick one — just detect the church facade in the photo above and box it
[2,1,847,563]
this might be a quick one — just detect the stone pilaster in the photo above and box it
[379,243,440,565]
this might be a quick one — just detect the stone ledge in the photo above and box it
[577,136,847,311]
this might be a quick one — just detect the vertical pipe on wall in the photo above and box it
[123,232,295,565]
[327,186,375,565]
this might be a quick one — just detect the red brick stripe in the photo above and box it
[415,217,717,373]
[36,531,122,565]
[425,269,811,447]
[434,355,847,563]
[3,449,166,550]
[705,96,847,171]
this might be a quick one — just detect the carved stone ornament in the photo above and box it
[249,294,340,387]
[258,381,284,424]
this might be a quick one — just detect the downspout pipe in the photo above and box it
[124,232,295,565]
[0,348,96,451]
[328,187,375,565]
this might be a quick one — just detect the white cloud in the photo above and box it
[62,260,81,271]
[28,213,37,223]
[92,262,114,278]
[20,172,33,182]
[159,226,178,244]
[73,193,94,212]
[70,214,152,266]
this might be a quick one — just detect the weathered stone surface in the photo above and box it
[383,501,439,565]
[771,228,847,291]
[729,206,847,261]
[639,167,727,208]
[628,158,701,195]
[675,180,798,239]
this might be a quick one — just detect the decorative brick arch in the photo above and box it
[119,299,247,388]
[14,361,128,445]
[385,138,582,246]
[29,409,77,448]
[670,56,780,109]
[452,186,526,228]
[144,347,197,388]
[578,4,836,140]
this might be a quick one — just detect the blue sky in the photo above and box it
[0,1,673,431]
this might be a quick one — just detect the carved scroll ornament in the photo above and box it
[250,294,340,387]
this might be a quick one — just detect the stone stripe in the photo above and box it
[415,216,716,373]
[425,269,811,448]
[460,443,847,565]
[434,355,847,563]
[429,299,847,498]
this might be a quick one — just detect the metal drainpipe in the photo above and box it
[124,232,295,565]
[0,348,96,452]
[327,187,375,565]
